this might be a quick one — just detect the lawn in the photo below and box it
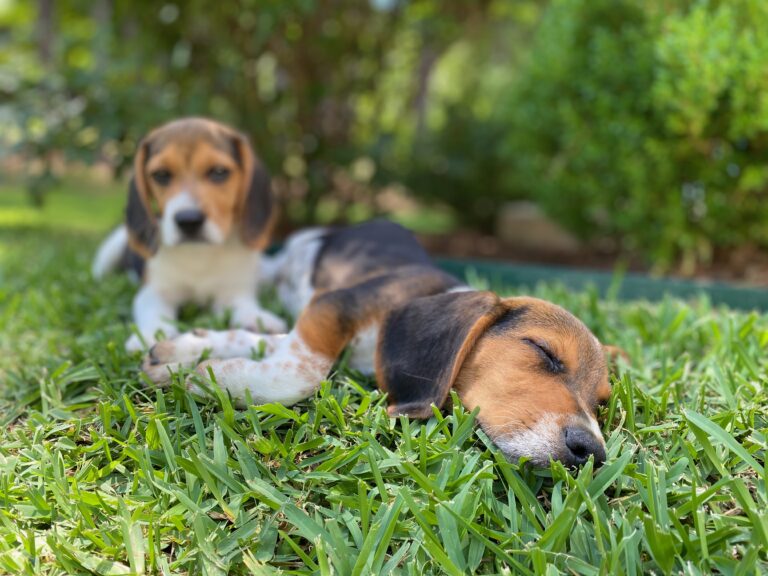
[0,182,766,575]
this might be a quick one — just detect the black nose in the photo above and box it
[564,426,606,467]
[174,209,206,236]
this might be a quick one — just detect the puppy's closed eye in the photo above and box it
[523,338,565,374]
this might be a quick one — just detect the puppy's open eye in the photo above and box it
[151,169,172,186]
[523,338,565,374]
[207,166,231,183]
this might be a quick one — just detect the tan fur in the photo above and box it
[455,297,610,440]
[439,303,506,400]
[376,295,507,418]
[127,118,271,257]
[232,135,277,250]
[297,267,459,362]
[115,117,286,353]
[296,298,359,360]
[139,217,617,465]
[126,140,154,259]
[127,232,154,261]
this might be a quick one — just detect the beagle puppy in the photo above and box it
[92,118,286,351]
[143,220,614,467]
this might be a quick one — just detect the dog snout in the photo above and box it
[563,426,606,467]
[174,209,206,237]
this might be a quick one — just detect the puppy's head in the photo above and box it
[126,117,274,257]
[378,291,614,468]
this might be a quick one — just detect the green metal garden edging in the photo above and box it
[437,258,768,312]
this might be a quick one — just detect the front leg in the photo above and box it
[143,329,284,384]
[214,295,287,334]
[156,331,334,406]
[143,285,370,405]
[190,284,377,404]
[126,285,178,352]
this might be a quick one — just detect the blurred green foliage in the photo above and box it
[1,0,525,223]
[504,0,768,271]
[2,0,768,270]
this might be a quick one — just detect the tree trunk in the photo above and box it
[413,44,439,141]
[37,0,54,66]
[92,0,112,73]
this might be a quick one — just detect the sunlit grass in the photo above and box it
[0,184,766,574]
[0,179,124,234]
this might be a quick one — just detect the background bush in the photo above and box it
[3,0,768,271]
[502,0,768,270]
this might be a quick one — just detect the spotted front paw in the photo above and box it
[127,326,178,353]
[147,329,212,364]
[141,356,183,386]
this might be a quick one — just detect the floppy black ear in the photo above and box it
[125,171,158,258]
[124,139,157,257]
[231,134,275,249]
[377,290,505,418]
[242,163,274,248]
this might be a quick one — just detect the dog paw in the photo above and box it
[127,326,179,353]
[146,340,176,365]
[141,358,182,386]
[147,331,212,364]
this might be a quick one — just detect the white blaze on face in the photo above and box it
[587,413,604,443]
[575,397,606,448]
[491,411,605,466]
[161,190,225,246]
[492,412,562,466]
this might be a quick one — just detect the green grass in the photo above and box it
[0,182,767,575]
[0,179,125,233]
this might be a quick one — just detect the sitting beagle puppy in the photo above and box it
[143,220,614,466]
[92,118,286,351]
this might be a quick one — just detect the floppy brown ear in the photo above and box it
[231,133,275,250]
[377,290,507,418]
[125,141,158,258]
[603,344,630,368]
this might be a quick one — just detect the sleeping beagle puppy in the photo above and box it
[143,220,615,467]
[92,118,286,351]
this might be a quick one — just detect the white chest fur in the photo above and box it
[146,240,260,305]
[347,323,379,375]
[262,228,327,320]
